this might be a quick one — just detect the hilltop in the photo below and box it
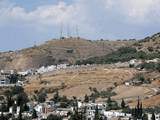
[0,37,133,71]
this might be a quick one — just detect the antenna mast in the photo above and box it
[76,25,79,39]
[60,22,63,39]
[67,24,71,38]
[34,41,37,47]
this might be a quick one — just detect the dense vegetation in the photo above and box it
[138,62,160,72]
[76,47,160,65]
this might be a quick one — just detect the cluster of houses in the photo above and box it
[17,63,94,76]
[1,57,159,87]
[1,100,160,120]
[112,58,160,70]
[0,70,24,87]
[0,70,13,86]
[36,64,68,74]
[129,58,160,68]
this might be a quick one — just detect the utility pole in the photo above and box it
[34,41,37,47]
[67,24,71,38]
[60,22,63,39]
[76,25,79,39]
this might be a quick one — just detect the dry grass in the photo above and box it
[24,65,137,99]
[0,38,133,70]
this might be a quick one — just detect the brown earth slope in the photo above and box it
[0,38,133,71]
[24,65,160,107]
[24,65,138,99]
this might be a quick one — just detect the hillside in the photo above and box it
[24,65,160,108]
[1,33,160,108]
[24,65,138,99]
[77,33,160,65]
[0,37,132,71]
[133,32,160,52]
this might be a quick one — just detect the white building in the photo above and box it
[103,111,131,119]
[36,64,68,74]
[129,59,142,67]
[148,113,160,120]
[18,71,30,76]
[146,58,160,63]
[82,103,106,120]
[0,76,10,85]
[16,80,24,86]
[35,104,47,114]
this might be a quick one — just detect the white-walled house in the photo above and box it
[103,111,132,119]
[18,71,30,76]
[85,104,96,120]
[35,104,47,114]
[36,64,68,74]
[82,103,106,120]
[146,58,160,63]
[16,80,24,86]
[148,113,160,120]
[129,59,142,67]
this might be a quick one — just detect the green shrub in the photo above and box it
[76,46,160,65]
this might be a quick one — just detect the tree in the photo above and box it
[37,92,46,103]
[156,63,160,72]
[142,113,148,120]
[53,91,60,103]
[139,102,143,119]
[121,99,126,109]
[94,105,101,120]
[47,114,62,120]
[114,82,118,87]
[18,106,22,120]
[4,90,13,111]
[107,97,112,103]
[106,97,119,110]
[16,93,29,106]
[84,94,89,103]
[0,103,5,120]
[132,98,143,119]
[22,103,29,112]
[151,112,155,120]
[32,109,38,119]
[8,73,19,84]
[11,86,24,95]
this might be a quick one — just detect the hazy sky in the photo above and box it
[0,0,160,51]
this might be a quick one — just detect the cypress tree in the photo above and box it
[135,107,138,119]
[107,97,112,103]
[18,106,22,120]
[0,103,4,120]
[84,94,89,103]
[135,97,143,119]
[151,112,155,120]
[94,105,100,120]
[32,109,38,119]
[139,102,143,118]
[121,99,126,109]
